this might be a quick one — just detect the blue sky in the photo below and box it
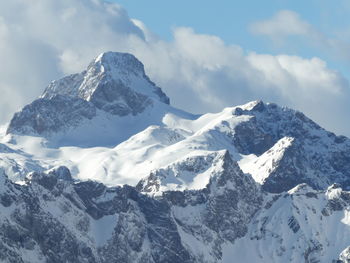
[114,0,350,77]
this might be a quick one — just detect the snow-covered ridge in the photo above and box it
[136,150,233,194]
[3,90,350,192]
[239,136,294,184]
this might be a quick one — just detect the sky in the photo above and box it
[0,0,350,136]
[115,0,350,76]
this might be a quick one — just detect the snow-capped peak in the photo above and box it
[238,100,264,111]
[41,51,170,107]
[6,52,176,144]
[93,52,145,77]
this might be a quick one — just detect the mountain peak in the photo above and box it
[42,51,170,107]
[7,52,173,141]
[239,100,265,111]
[93,51,145,76]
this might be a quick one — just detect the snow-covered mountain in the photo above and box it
[6,52,187,147]
[1,51,350,262]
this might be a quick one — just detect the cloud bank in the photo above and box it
[0,1,349,136]
[250,10,350,62]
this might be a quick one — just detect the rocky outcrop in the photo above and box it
[233,101,350,192]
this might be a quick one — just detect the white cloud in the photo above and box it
[246,54,350,133]
[0,1,349,136]
[250,10,350,62]
[250,10,314,41]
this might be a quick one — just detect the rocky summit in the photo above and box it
[1,52,350,262]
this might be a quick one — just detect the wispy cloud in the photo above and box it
[250,10,313,41]
[250,10,350,61]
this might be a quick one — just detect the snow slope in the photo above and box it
[224,184,350,262]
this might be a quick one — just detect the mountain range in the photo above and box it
[0,51,350,262]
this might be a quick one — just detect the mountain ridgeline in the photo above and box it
[1,52,350,262]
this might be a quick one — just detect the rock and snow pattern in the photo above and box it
[1,51,350,262]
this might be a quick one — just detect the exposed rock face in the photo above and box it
[7,52,170,137]
[233,101,350,192]
[0,161,261,263]
[42,52,169,115]
[139,151,263,246]
[232,183,350,263]
[7,95,96,136]
[1,163,350,262]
